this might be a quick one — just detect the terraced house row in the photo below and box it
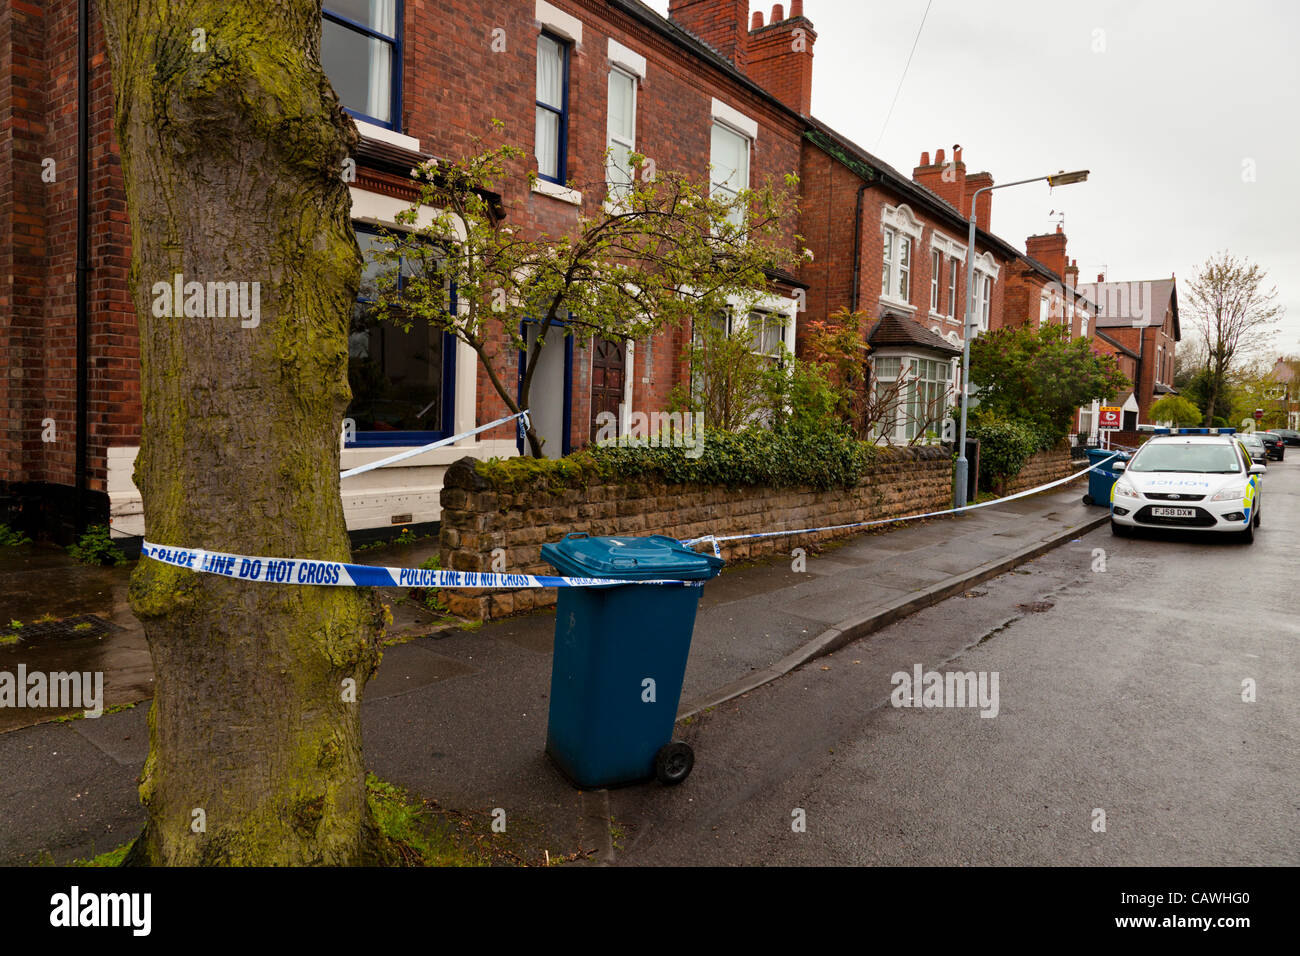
[0,0,1177,540]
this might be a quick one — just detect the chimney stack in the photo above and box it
[1064,257,1079,289]
[912,145,966,213]
[745,2,817,114]
[1025,224,1069,280]
[668,0,752,70]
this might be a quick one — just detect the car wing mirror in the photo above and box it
[1113,460,1126,471]
[1249,463,1266,475]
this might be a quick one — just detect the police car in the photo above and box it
[1109,429,1265,543]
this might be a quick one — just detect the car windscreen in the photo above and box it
[1127,442,1242,474]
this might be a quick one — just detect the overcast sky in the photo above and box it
[645,0,1300,360]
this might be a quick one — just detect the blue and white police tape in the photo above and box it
[139,541,701,589]
[340,409,531,480]
[681,451,1122,555]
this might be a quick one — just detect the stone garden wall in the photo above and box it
[437,446,953,621]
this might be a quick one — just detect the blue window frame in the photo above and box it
[322,1,403,131]
[517,318,574,457]
[346,224,456,447]
[535,32,570,184]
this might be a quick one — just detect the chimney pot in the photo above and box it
[920,150,930,166]
[772,3,784,21]
[1097,273,1105,282]
[791,0,804,15]
[752,10,764,28]
[1055,223,1063,234]
[935,148,945,165]
[953,146,963,165]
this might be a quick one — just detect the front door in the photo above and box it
[590,337,626,439]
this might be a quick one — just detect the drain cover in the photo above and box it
[9,614,119,641]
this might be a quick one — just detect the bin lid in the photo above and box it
[541,533,724,581]
[1087,447,1129,462]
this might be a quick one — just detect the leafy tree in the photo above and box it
[369,132,802,456]
[969,323,1130,442]
[671,316,783,432]
[102,1,382,864]
[1184,252,1284,423]
[1149,394,1203,426]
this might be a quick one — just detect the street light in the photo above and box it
[953,169,1089,509]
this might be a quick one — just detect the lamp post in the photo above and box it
[953,169,1089,509]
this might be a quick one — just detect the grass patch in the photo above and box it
[0,634,20,646]
[75,844,132,867]
[368,774,483,867]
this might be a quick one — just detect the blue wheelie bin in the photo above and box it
[1084,447,1130,506]
[540,533,724,788]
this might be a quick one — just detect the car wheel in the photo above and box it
[1239,522,1255,544]
[1254,508,1261,527]
[1110,519,1131,538]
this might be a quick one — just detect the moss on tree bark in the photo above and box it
[101,0,382,864]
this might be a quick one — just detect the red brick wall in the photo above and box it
[0,0,138,497]
[404,0,806,450]
[745,13,815,115]
[3,0,809,504]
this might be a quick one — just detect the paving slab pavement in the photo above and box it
[0,474,1106,863]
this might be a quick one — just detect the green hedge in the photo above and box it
[968,418,1056,484]
[476,426,880,492]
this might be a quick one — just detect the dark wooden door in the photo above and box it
[590,338,626,438]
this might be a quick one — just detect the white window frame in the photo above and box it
[970,251,999,333]
[930,249,941,314]
[947,256,959,318]
[709,121,751,229]
[881,204,923,310]
[605,66,637,205]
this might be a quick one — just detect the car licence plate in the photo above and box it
[1151,507,1196,518]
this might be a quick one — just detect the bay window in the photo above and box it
[346,225,454,443]
[873,354,953,443]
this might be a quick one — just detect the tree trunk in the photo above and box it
[101,0,382,864]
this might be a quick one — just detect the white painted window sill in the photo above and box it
[879,294,916,312]
[532,178,583,206]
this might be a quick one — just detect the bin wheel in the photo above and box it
[1082,494,1094,506]
[654,741,694,786]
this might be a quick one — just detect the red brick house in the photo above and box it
[1001,227,1099,341]
[1077,276,1180,431]
[2,0,819,538]
[797,131,1030,441]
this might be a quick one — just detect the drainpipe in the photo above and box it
[75,0,90,534]
[849,177,879,313]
